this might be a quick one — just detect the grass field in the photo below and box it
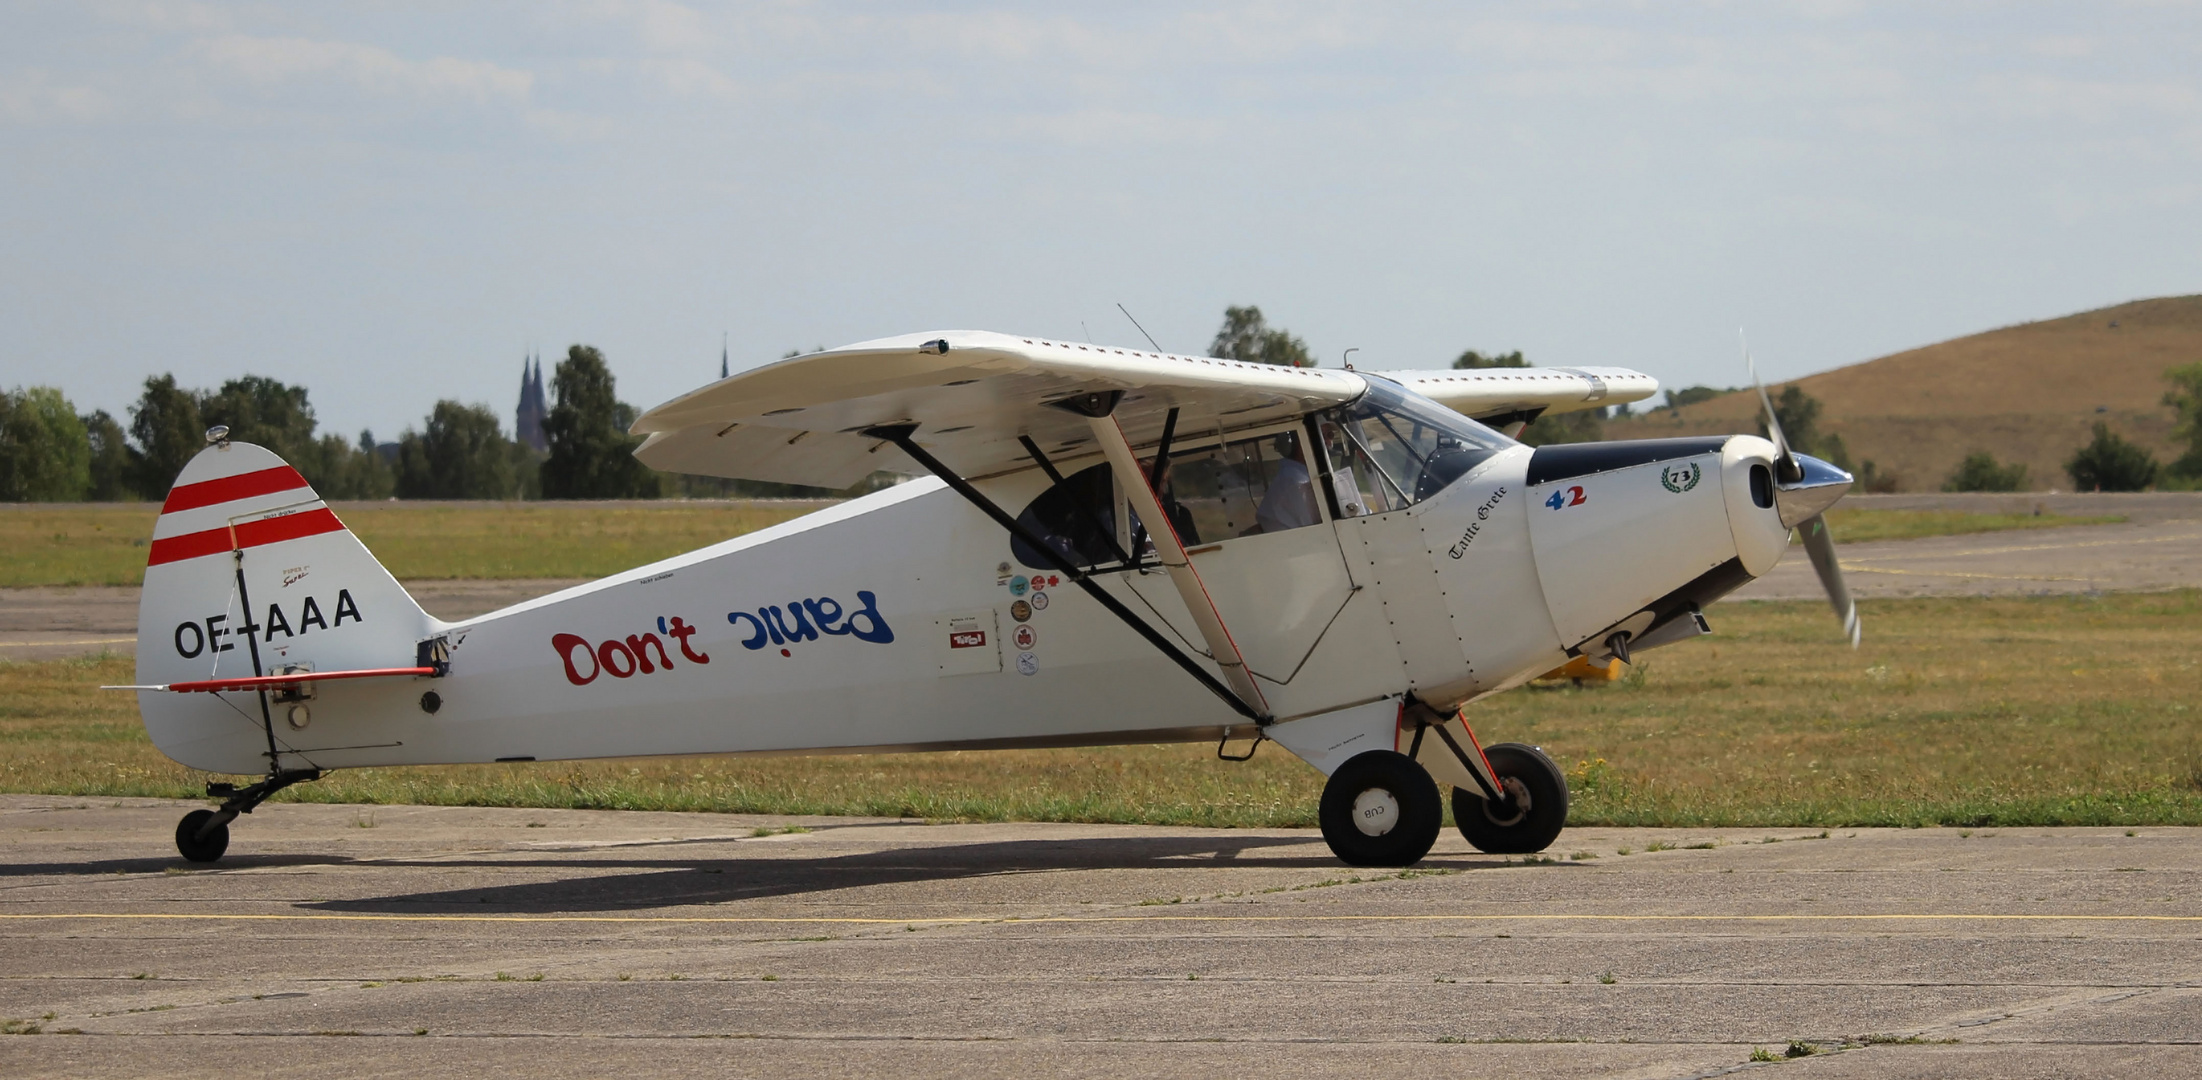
[5,593,2197,829]
[1815,506,2122,543]
[0,502,823,587]
[0,502,2125,588]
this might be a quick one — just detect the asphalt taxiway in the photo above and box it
[3,797,2196,1078]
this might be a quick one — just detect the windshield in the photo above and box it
[1321,375,1516,515]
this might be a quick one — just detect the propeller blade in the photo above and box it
[1798,513,1860,648]
[1740,329,1801,483]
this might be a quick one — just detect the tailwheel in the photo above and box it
[1452,742,1568,854]
[1319,750,1442,867]
[175,809,230,864]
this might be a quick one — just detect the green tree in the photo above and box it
[201,376,319,462]
[1943,451,2028,492]
[314,430,395,501]
[395,401,524,499]
[200,375,386,497]
[1452,350,1527,369]
[0,387,92,501]
[1761,385,1854,472]
[1661,386,1732,411]
[1519,408,1604,447]
[1857,459,1902,493]
[128,374,207,497]
[540,345,660,499]
[82,409,138,501]
[1209,306,1314,368]
[2164,361,2202,480]
[2065,422,2159,491]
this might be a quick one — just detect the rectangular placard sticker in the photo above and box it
[934,610,1001,676]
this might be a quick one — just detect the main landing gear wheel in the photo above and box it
[1452,742,1569,855]
[175,809,230,864]
[1319,750,1442,867]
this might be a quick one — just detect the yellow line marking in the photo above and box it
[0,637,135,648]
[3,912,2198,925]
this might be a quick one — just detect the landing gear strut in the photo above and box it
[1319,750,1442,867]
[174,769,320,863]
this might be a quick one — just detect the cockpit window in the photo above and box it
[1321,375,1515,516]
[1138,429,1322,543]
[1011,462,1122,571]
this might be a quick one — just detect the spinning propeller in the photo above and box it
[1742,332,1861,647]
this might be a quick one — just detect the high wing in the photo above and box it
[631,330,1661,487]
[1372,366,1658,426]
[631,331,1365,488]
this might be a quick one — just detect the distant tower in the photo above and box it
[720,333,729,380]
[516,352,549,453]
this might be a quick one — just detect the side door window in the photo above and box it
[1135,429,1325,547]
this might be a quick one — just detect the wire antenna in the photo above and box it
[1116,303,1163,352]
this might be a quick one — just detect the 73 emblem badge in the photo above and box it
[1660,462,1702,493]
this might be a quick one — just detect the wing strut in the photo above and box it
[862,423,1266,725]
[1084,411,1274,721]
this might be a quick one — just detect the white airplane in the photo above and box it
[120,331,1857,868]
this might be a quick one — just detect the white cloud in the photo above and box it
[198,34,534,105]
[0,70,115,124]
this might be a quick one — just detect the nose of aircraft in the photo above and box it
[1774,453,1854,528]
[1717,438,1863,646]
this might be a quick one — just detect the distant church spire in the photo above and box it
[721,332,729,380]
[516,350,549,453]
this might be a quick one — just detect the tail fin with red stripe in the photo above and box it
[136,440,434,774]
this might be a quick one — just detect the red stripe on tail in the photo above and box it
[146,508,347,567]
[160,465,310,514]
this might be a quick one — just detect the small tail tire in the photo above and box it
[1319,750,1442,867]
[1452,743,1568,855]
[175,809,229,863]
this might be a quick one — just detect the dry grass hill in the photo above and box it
[1607,296,2201,491]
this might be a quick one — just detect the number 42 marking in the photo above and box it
[1545,486,1587,510]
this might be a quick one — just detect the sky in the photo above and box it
[5,2,2201,442]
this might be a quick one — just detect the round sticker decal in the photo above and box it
[1012,624,1037,650]
[1010,600,1031,622]
[1009,575,1029,597]
[1015,651,1039,676]
[1028,590,1048,611]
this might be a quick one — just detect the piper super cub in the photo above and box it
[122,331,1859,867]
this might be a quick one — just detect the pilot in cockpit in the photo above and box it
[1253,431,1319,534]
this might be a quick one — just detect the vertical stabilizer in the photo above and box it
[135,441,434,774]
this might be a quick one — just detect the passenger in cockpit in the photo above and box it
[1254,432,1319,534]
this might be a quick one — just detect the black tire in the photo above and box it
[1452,743,1568,855]
[175,809,229,864]
[1319,750,1442,867]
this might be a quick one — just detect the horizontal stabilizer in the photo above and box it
[108,666,438,694]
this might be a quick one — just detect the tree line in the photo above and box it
[0,346,797,502]
[14,310,2195,500]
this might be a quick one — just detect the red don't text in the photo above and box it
[554,617,710,686]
